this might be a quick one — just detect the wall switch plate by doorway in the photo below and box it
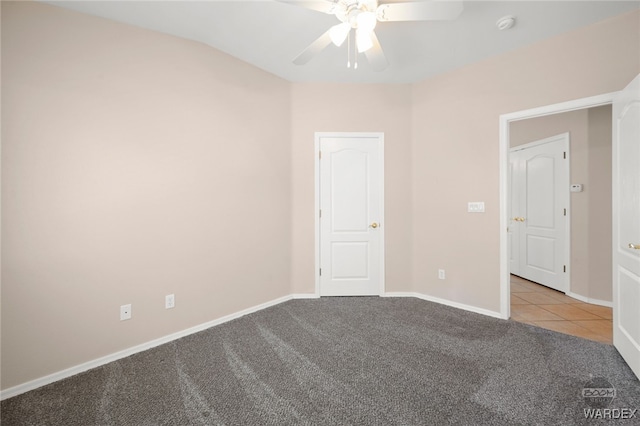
[468,202,485,213]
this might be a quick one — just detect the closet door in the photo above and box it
[510,134,569,293]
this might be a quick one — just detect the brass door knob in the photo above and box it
[370,222,379,229]
[629,243,640,250]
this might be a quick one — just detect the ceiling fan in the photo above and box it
[279,0,464,71]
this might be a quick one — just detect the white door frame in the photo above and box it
[509,133,571,294]
[499,93,617,319]
[314,132,385,297]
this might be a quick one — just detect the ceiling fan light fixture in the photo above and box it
[356,28,373,53]
[286,0,465,70]
[329,22,351,46]
[356,11,377,32]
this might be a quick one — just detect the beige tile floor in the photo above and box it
[510,274,613,344]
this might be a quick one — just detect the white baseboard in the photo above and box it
[0,294,293,401]
[382,292,417,298]
[291,293,320,299]
[2,290,505,400]
[383,292,504,319]
[566,291,613,308]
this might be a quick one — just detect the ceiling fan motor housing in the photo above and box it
[291,0,463,71]
[335,0,380,28]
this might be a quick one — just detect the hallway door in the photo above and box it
[509,134,569,293]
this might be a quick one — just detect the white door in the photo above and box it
[509,155,521,275]
[510,134,569,293]
[612,74,640,379]
[317,133,384,296]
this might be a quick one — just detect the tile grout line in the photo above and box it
[510,275,612,344]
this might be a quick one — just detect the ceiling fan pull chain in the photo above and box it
[347,30,351,68]
[354,31,358,69]
[351,29,357,69]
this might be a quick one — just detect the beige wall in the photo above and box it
[510,105,613,303]
[587,106,613,302]
[2,1,639,392]
[1,2,292,389]
[411,10,639,312]
[290,84,413,294]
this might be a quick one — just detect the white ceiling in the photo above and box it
[44,1,640,84]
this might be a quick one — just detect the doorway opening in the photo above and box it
[506,105,614,343]
[499,93,617,321]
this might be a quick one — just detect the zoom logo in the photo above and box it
[582,377,616,408]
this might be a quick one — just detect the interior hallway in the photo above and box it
[509,274,613,344]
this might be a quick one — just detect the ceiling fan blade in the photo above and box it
[293,28,333,65]
[276,0,338,14]
[377,1,463,22]
[364,31,388,71]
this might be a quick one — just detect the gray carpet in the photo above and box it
[2,297,639,425]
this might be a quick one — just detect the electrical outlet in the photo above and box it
[120,304,132,321]
[165,294,175,309]
[438,269,446,280]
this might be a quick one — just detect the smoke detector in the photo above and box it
[496,15,516,31]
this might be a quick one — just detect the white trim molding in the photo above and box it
[0,295,293,401]
[2,290,505,400]
[291,293,321,299]
[383,292,503,319]
[566,292,613,308]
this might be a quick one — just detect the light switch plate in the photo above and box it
[468,202,485,213]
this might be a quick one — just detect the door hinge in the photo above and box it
[319,268,322,276]
[563,265,566,273]
[319,151,322,160]
[564,208,567,216]
[563,151,566,159]
[319,209,322,218]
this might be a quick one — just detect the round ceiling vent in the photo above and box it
[496,15,516,31]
